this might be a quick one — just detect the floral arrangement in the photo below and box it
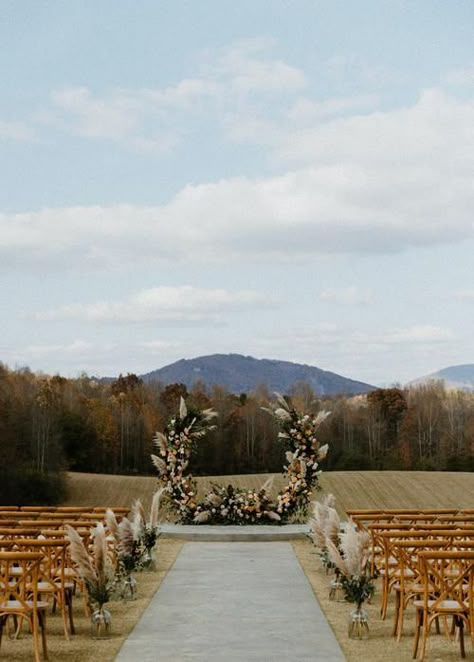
[268,394,331,520]
[151,394,330,525]
[130,488,165,568]
[326,520,376,609]
[65,523,115,609]
[308,493,341,572]
[105,510,143,575]
[151,398,218,522]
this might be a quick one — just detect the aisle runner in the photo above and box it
[116,542,345,662]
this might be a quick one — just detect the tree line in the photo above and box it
[0,363,472,502]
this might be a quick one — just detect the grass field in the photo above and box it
[64,470,474,515]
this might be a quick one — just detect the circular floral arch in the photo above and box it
[151,394,330,525]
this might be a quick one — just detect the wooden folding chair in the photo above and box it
[413,550,474,660]
[0,551,48,662]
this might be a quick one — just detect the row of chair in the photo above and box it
[0,505,128,661]
[348,509,474,660]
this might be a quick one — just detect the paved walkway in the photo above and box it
[116,542,345,662]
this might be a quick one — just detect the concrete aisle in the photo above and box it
[116,542,345,662]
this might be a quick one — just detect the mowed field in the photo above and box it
[63,470,474,514]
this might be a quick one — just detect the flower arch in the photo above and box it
[151,394,330,524]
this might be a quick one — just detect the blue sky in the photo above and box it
[1,1,474,386]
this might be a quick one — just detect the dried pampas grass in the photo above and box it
[149,487,166,528]
[105,509,120,541]
[326,520,371,578]
[92,523,108,586]
[309,493,340,549]
[65,525,97,586]
[193,510,211,524]
[151,454,167,474]
[118,517,135,558]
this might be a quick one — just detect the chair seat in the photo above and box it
[414,599,468,612]
[393,582,424,592]
[393,568,415,578]
[37,580,75,592]
[0,599,49,611]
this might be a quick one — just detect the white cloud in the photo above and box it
[453,289,474,300]
[287,95,378,124]
[46,39,305,150]
[445,66,474,87]
[22,340,94,356]
[0,119,35,142]
[383,325,454,344]
[51,87,140,139]
[319,287,372,305]
[33,286,273,323]
[3,88,474,269]
[211,37,306,94]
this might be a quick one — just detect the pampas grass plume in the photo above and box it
[150,487,166,528]
[92,523,107,585]
[151,454,167,474]
[105,509,120,542]
[193,510,211,524]
[65,524,97,586]
[118,517,135,557]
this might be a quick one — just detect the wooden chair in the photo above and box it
[14,539,75,639]
[0,551,48,662]
[391,538,449,640]
[413,550,474,660]
[377,529,474,619]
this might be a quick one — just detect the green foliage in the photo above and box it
[340,574,375,608]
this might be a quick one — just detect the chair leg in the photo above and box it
[66,589,75,635]
[381,576,389,619]
[39,610,48,661]
[457,616,466,659]
[397,592,409,642]
[413,608,421,658]
[392,590,400,637]
[32,612,41,662]
[419,613,431,661]
[59,593,70,641]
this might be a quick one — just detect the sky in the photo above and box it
[1,0,474,387]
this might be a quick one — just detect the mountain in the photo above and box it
[140,353,375,396]
[411,364,474,392]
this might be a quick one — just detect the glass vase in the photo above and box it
[121,575,137,601]
[348,606,369,640]
[329,577,345,602]
[142,548,157,572]
[91,606,112,639]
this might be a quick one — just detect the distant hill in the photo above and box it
[412,364,474,392]
[139,353,375,396]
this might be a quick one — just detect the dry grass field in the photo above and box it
[64,470,474,515]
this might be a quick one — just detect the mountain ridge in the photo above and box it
[411,363,474,392]
[139,353,375,395]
